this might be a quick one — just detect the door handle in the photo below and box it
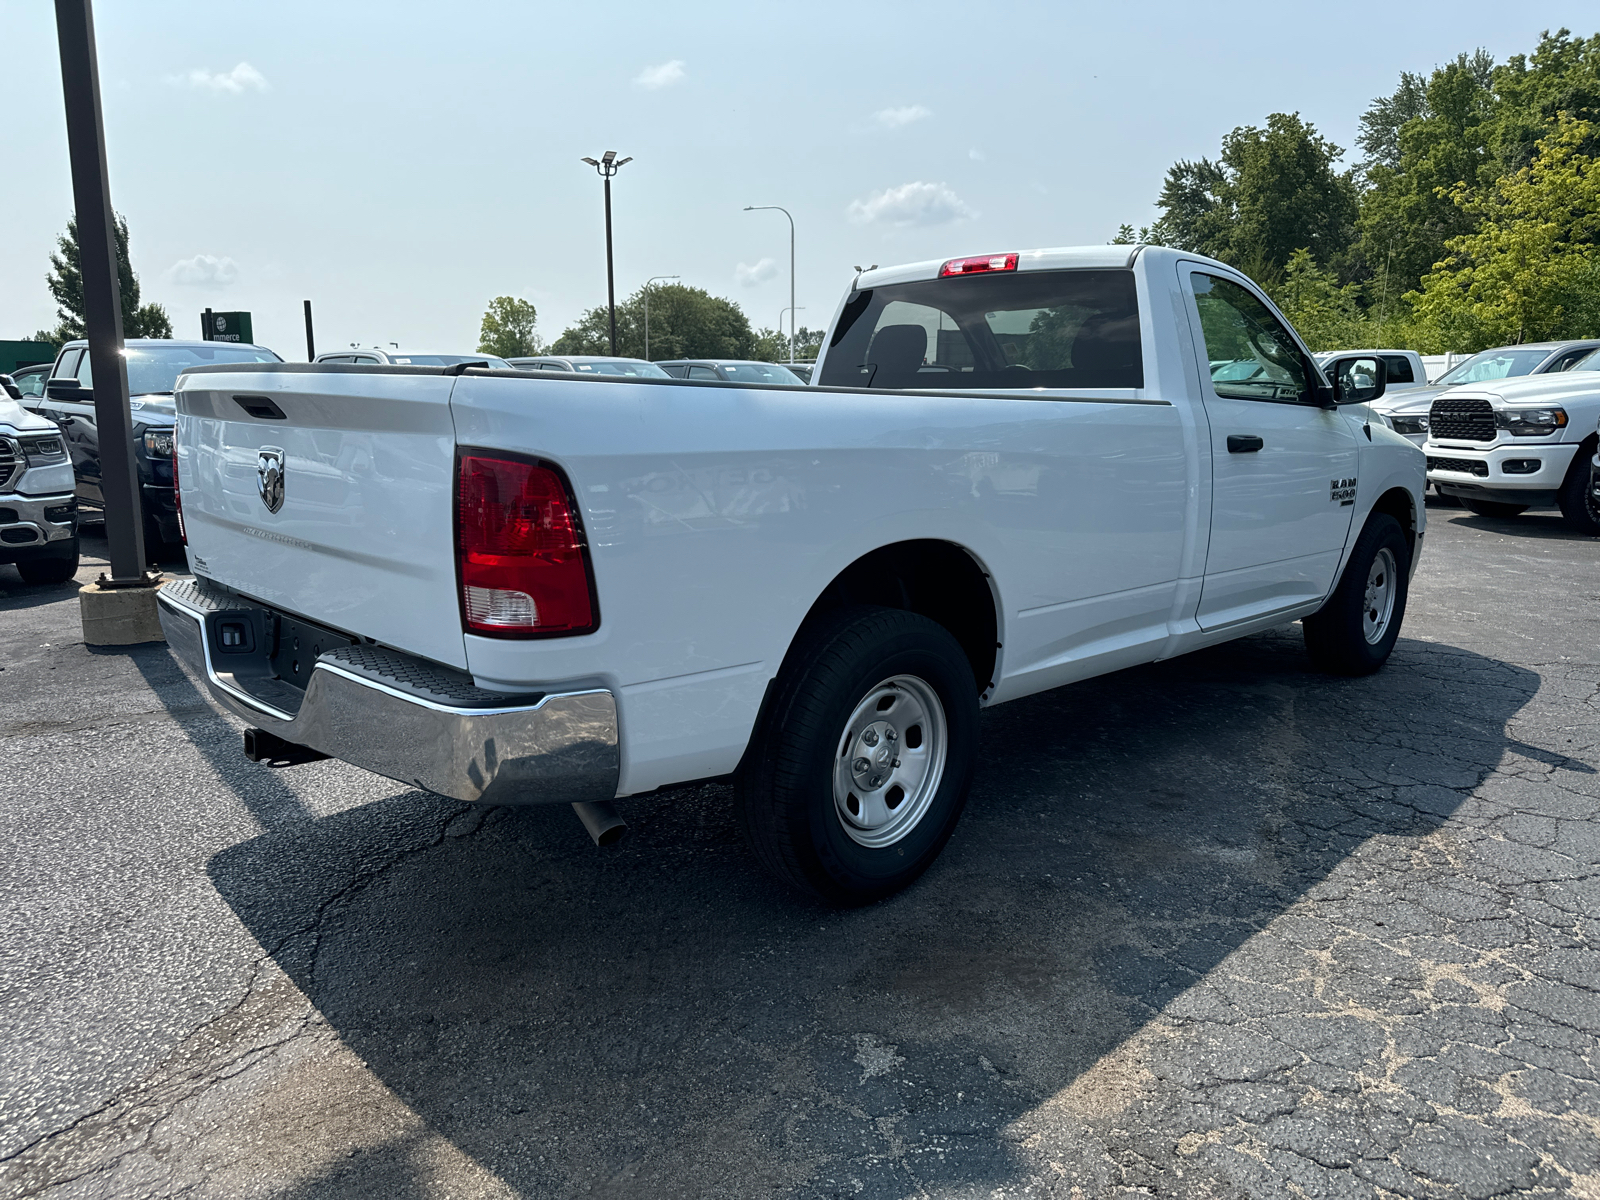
[1227,434,1264,453]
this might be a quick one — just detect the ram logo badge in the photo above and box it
[257,447,286,514]
[1330,477,1357,506]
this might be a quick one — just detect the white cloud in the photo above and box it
[165,255,240,287]
[170,62,268,94]
[969,148,986,161]
[633,60,686,89]
[735,257,780,287]
[874,104,931,129]
[847,181,976,228]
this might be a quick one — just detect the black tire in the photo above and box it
[1555,441,1600,535]
[15,538,80,586]
[1303,514,1410,676]
[736,606,979,905]
[1462,499,1528,519]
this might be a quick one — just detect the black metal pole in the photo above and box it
[202,306,212,341]
[54,0,146,579]
[303,300,315,360]
[603,175,617,356]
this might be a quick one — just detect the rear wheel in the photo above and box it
[15,538,80,585]
[736,607,978,904]
[1462,499,1529,519]
[1555,442,1600,535]
[1302,514,1410,676]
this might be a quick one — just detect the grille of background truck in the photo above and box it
[1429,396,1496,442]
[1427,457,1490,477]
[0,440,21,492]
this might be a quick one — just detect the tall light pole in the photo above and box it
[582,151,633,355]
[54,0,147,583]
[780,306,805,357]
[642,275,679,361]
[744,205,795,363]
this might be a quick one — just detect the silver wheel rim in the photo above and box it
[1362,547,1397,645]
[832,674,948,849]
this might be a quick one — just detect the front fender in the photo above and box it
[1332,418,1426,588]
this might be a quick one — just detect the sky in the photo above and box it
[1,0,1591,360]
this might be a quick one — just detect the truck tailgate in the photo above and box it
[174,367,467,670]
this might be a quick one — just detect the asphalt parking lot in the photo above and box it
[2,500,1597,1200]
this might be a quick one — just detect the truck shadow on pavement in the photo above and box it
[205,625,1540,1200]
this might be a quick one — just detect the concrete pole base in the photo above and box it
[79,575,166,646]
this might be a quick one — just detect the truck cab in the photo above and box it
[32,338,281,551]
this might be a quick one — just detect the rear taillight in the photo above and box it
[939,253,1018,277]
[455,455,596,638]
[172,443,186,544]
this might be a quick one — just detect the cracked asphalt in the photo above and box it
[2,498,1597,1199]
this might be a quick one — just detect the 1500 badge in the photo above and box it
[1330,477,1357,505]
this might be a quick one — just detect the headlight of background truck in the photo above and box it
[142,428,174,457]
[1390,414,1429,436]
[1496,407,1567,437]
[20,434,68,467]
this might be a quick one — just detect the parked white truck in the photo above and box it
[1423,349,1600,532]
[0,388,79,583]
[158,246,1425,902]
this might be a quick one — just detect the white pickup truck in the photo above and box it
[158,245,1425,902]
[1422,351,1600,533]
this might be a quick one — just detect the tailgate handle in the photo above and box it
[1227,434,1264,453]
[234,395,287,420]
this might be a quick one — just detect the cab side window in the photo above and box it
[54,350,82,380]
[75,351,94,389]
[687,366,719,381]
[1190,273,1310,403]
[15,370,48,398]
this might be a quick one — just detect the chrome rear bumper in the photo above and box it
[157,579,618,805]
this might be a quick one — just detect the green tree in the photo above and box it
[1490,30,1600,172]
[477,296,542,357]
[553,284,759,360]
[1354,55,1499,304]
[1152,114,1357,285]
[1408,115,1600,350]
[35,213,172,347]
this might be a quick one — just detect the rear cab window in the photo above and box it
[1381,354,1415,384]
[818,269,1143,391]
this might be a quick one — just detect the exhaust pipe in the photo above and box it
[572,800,627,847]
[243,727,330,766]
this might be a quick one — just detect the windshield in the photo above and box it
[78,344,282,395]
[574,361,671,378]
[388,354,513,369]
[716,362,803,384]
[1433,347,1552,386]
[819,269,1142,390]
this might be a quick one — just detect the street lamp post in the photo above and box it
[744,205,795,363]
[780,306,805,356]
[54,0,147,583]
[643,275,679,361]
[582,151,633,355]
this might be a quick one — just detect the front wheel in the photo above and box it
[1302,514,1411,676]
[736,607,979,904]
[1462,498,1528,519]
[15,538,80,585]
[1555,443,1600,535]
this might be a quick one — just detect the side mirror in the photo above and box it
[1326,355,1388,405]
[45,378,87,400]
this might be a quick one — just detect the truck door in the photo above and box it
[1182,267,1358,630]
[38,350,101,511]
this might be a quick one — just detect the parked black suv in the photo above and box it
[25,339,281,552]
